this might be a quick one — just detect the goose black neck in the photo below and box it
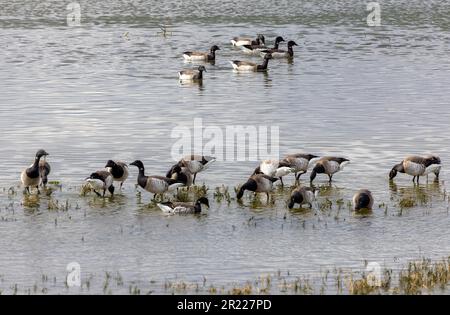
[137,167,145,177]
[33,156,42,167]
[111,164,124,178]
[197,70,203,79]
[136,168,147,188]
[260,57,270,70]
[288,46,294,57]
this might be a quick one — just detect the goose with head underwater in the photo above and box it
[288,186,318,209]
[130,160,184,199]
[105,160,129,189]
[183,45,220,62]
[157,197,210,215]
[240,36,284,54]
[230,53,273,72]
[231,34,265,47]
[352,189,374,211]
[237,174,279,202]
[260,40,298,58]
[310,156,350,183]
[21,149,49,194]
[85,170,115,197]
[178,65,207,81]
[389,155,441,184]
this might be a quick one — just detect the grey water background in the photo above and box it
[0,1,450,293]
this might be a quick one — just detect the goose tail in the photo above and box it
[157,203,174,214]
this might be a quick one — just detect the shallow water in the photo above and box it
[0,0,449,294]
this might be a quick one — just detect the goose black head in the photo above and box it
[197,65,207,72]
[389,163,403,180]
[389,168,398,180]
[264,53,273,60]
[210,45,220,52]
[310,164,325,182]
[288,41,298,48]
[105,160,117,168]
[36,149,49,159]
[197,197,210,208]
[130,160,144,170]
[275,36,285,44]
[288,190,303,209]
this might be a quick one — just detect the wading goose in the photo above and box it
[178,65,207,81]
[389,155,441,184]
[253,159,294,186]
[280,153,319,181]
[288,187,318,209]
[157,197,210,215]
[85,170,115,197]
[105,160,129,189]
[183,45,220,61]
[240,36,284,54]
[231,34,265,47]
[237,174,279,201]
[21,149,49,194]
[39,158,51,187]
[230,53,273,72]
[310,156,350,183]
[129,160,184,199]
[352,189,374,211]
[260,40,298,58]
[176,155,216,185]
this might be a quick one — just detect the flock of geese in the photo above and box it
[20,149,442,214]
[178,34,299,81]
[15,34,444,215]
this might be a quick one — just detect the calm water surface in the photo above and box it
[0,1,449,294]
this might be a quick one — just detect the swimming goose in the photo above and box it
[280,153,319,181]
[260,40,298,58]
[310,156,350,183]
[176,155,216,185]
[166,164,193,187]
[230,53,273,72]
[157,197,209,215]
[105,160,129,189]
[85,170,115,197]
[288,187,318,209]
[21,149,49,194]
[178,65,207,81]
[231,34,265,47]
[129,160,184,199]
[39,158,51,187]
[183,45,220,61]
[240,36,284,54]
[389,155,441,184]
[353,189,374,211]
[253,159,294,186]
[237,174,279,201]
